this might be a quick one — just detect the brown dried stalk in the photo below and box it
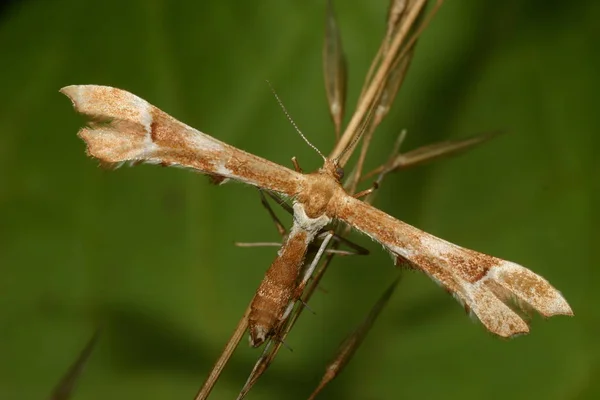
[194,307,250,400]
[363,130,503,181]
[308,278,400,399]
[330,0,442,165]
[49,329,100,400]
[323,0,348,139]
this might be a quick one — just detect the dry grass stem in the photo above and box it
[363,130,503,181]
[194,305,251,400]
[323,0,348,138]
[331,0,442,164]
[308,278,400,399]
[49,329,100,400]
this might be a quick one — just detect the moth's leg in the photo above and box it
[298,231,334,292]
[273,232,335,334]
[315,230,369,256]
[259,190,287,236]
[263,191,293,215]
[291,156,303,173]
[235,191,288,248]
[234,242,282,248]
[280,300,298,324]
[353,181,379,199]
[267,192,369,256]
[239,192,366,256]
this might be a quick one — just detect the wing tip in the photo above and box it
[542,291,574,317]
[60,85,80,105]
[491,260,573,318]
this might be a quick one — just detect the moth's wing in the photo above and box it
[61,85,304,196]
[336,196,573,337]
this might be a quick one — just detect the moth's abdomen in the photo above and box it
[248,228,310,347]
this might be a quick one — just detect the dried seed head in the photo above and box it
[323,0,348,137]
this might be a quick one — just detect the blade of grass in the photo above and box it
[331,0,444,165]
[49,329,100,400]
[307,278,401,400]
[346,46,414,194]
[363,130,503,181]
[386,0,409,46]
[194,305,251,400]
[358,0,411,101]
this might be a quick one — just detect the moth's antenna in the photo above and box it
[266,80,326,161]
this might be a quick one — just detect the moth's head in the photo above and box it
[322,158,344,183]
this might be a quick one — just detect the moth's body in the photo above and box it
[248,203,330,346]
[248,162,344,346]
[62,85,572,343]
[247,224,308,347]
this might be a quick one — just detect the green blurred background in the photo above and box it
[0,0,596,399]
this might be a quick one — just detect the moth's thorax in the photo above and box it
[298,161,345,219]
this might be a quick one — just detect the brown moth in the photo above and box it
[62,85,572,342]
